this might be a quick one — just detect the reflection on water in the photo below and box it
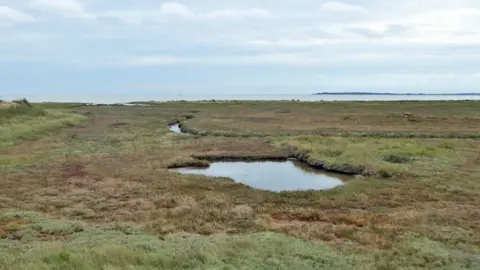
[169,123,182,133]
[170,160,353,192]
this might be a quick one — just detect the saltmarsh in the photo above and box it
[1,101,479,269]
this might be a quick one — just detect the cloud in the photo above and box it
[248,7,480,47]
[350,8,480,44]
[30,0,94,19]
[198,8,271,20]
[109,52,411,67]
[103,2,271,23]
[3,0,480,95]
[348,24,408,38]
[100,10,145,24]
[159,2,271,20]
[0,6,34,25]
[247,38,344,47]
[110,54,314,67]
[120,56,179,66]
[321,2,367,13]
[159,2,195,18]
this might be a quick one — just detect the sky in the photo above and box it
[1,0,480,100]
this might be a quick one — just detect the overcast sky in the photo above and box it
[1,0,480,98]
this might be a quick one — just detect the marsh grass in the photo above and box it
[275,136,469,177]
[0,212,375,270]
[1,101,480,269]
[0,110,86,148]
[0,101,44,122]
[178,100,480,138]
[1,210,479,269]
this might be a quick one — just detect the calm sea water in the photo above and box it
[6,94,480,103]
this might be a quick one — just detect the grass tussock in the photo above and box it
[0,99,45,121]
[0,110,86,148]
[274,136,469,177]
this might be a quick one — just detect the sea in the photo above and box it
[5,94,480,103]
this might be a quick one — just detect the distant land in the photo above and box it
[314,92,480,96]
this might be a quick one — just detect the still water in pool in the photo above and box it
[170,160,353,192]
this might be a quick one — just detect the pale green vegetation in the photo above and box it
[0,100,86,148]
[0,211,375,270]
[2,211,479,270]
[275,136,473,177]
[0,111,86,148]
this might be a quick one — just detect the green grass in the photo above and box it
[0,101,45,122]
[274,136,471,177]
[2,232,373,269]
[36,102,87,109]
[0,211,374,270]
[1,210,479,269]
[0,110,86,148]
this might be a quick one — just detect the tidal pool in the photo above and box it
[168,123,183,133]
[170,160,352,192]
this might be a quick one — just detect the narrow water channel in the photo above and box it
[170,160,352,192]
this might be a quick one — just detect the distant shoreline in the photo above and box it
[314,92,480,96]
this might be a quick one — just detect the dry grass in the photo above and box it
[0,101,479,269]
[0,102,19,109]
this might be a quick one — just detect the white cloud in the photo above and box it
[159,2,195,18]
[242,53,312,65]
[30,0,94,19]
[115,56,180,66]
[111,54,312,67]
[110,52,403,67]
[0,6,34,24]
[159,2,271,20]
[103,2,271,23]
[100,10,145,24]
[350,8,480,44]
[247,38,342,47]
[199,8,271,19]
[321,1,367,13]
[0,32,52,44]
[98,50,480,71]
[248,7,480,47]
